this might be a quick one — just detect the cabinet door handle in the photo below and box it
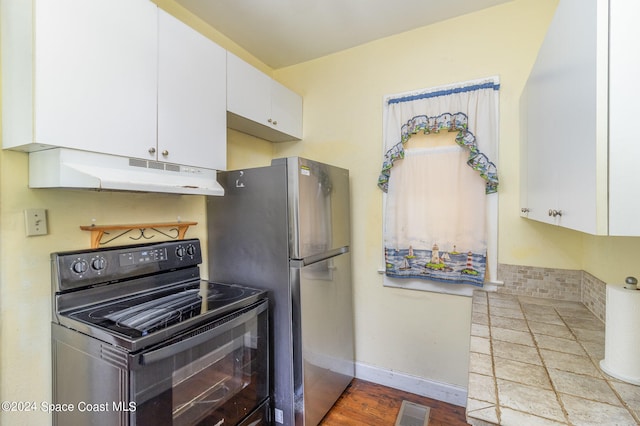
[148,147,156,155]
[548,209,563,217]
[521,208,530,213]
[162,150,169,157]
[272,120,277,125]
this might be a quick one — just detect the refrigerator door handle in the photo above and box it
[293,246,349,267]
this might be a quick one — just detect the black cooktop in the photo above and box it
[68,280,262,339]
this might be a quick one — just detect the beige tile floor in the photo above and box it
[466,291,640,425]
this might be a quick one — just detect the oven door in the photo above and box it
[131,299,269,426]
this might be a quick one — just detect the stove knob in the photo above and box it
[176,246,186,258]
[91,257,106,271]
[71,260,88,274]
[186,244,196,256]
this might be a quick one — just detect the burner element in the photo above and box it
[105,289,201,332]
[88,305,131,320]
[202,283,245,302]
[67,281,263,340]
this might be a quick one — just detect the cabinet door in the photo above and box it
[227,52,272,128]
[608,0,640,236]
[522,81,558,227]
[552,0,601,235]
[522,0,601,234]
[522,27,564,227]
[227,52,302,142]
[157,10,226,170]
[34,0,157,157]
[271,80,303,140]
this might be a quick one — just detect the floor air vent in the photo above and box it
[395,400,430,426]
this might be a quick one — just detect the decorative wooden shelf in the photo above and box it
[80,221,198,248]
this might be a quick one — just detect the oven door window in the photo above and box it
[133,301,269,426]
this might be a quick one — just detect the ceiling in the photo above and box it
[174,0,515,69]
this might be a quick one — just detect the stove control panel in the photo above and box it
[119,247,167,266]
[52,239,202,292]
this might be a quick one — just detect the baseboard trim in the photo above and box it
[355,362,468,407]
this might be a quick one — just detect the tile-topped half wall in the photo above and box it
[497,264,606,323]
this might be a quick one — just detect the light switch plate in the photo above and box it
[274,408,284,424]
[25,209,48,236]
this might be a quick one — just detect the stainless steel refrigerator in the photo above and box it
[206,157,355,426]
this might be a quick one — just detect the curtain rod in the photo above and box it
[386,76,500,105]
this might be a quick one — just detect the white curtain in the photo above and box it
[379,78,499,287]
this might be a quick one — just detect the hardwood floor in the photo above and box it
[319,379,469,426]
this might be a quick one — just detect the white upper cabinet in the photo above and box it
[227,52,302,142]
[1,0,227,171]
[157,10,226,170]
[270,79,304,140]
[520,0,640,236]
[1,0,158,155]
[607,0,640,236]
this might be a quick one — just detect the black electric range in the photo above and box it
[51,239,266,352]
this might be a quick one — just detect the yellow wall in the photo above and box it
[271,0,565,388]
[5,0,640,424]
[0,152,211,425]
[582,235,640,284]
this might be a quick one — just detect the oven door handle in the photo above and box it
[139,300,267,365]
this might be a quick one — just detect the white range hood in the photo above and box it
[29,148,224,196]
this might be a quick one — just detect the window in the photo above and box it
[379,78,500,296]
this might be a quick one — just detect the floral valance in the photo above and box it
[377,112,499,194]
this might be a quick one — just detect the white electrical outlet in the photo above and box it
[25,209,48,236]
[274,408,284,424]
